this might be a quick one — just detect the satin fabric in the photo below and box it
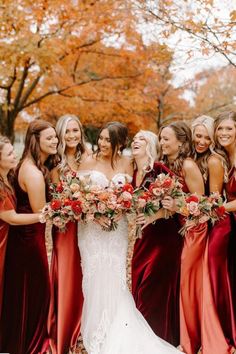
[0,177,50,354]
[207,216,236,349]
[48,221,83,354]
[179,175,234,354]
[132,162,183,346]
[225,167,236,345]
[0,190,15,323]
[179,221,207,354]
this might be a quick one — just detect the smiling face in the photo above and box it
[131,132,147,158]
[98,128,113,158]
[39,127,58,157]
[193,125,212,154]
[0,143,17,173]
[215,118,236,150]
[159,126,180,159]
[64,119,82,150]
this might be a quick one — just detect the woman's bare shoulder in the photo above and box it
[79,153,97,170]
[19,159,44,183]
[120,155,133,175]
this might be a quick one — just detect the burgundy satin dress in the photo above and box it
[131,162,183,346]
[0,190,15,323]
[48,221,83,354]
[0,177,50,354]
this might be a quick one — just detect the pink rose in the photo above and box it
[187,201,201,216]
[97,202,106,213]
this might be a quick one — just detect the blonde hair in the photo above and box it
[214,111,236,181]
[56,114,86,174]
[191,115,216,182]
[134,130,159,171]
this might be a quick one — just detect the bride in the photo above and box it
[77,122,182,354]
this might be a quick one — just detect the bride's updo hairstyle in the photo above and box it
[159,121,193,176]
[96,121,128,168]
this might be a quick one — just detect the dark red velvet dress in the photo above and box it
[48,221,83,354]
[0,177,50,354]
[131,162,183,346]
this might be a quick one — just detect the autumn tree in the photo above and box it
[134,0,236,68]
[185,65,236,118]
[0,0,140,141]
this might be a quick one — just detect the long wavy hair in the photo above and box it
[0,135,15,199]
[159,121,193,176]
[56,114,86,174]
[214,111,236,181]
[19,119,58,180]
[191,115,216,183]
[133,130,159,172]
[96,121,128,168]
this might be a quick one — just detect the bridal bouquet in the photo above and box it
[177,192,226,235]
[148,173,183,200]
[131,174,184,238]
[41,173,135,231]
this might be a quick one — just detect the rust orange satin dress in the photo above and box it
[48,221,83,354]
[0,189,15,322]
[179,177,234,354]
[132,162,183,346]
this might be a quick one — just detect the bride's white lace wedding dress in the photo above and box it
[77,171,182,354]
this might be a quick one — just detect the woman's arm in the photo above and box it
[208,155,224,194]
[0,210,40,225]
[136,208,167,230]
[50,167,60,184]
[224,200,236,212]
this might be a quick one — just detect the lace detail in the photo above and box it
[89,310,110,354]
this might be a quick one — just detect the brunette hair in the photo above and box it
[19,119,58,179]
[0,135,15,199]
[214,111,236,180]
[96,121,128,168]
[159,121,193,176]
[56,114,86,174]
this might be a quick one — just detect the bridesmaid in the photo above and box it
[192,115,236,351]
[48,114,89,354]
[0,136,40,325]
[0,120,58,354]
[131,130,183,346]
[159,122,206,354]
[214,111,236,342]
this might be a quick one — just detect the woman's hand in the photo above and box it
[136,209,165,230]
[113,211,122,223]
[161,196,177,212]
[95,215,112,229]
